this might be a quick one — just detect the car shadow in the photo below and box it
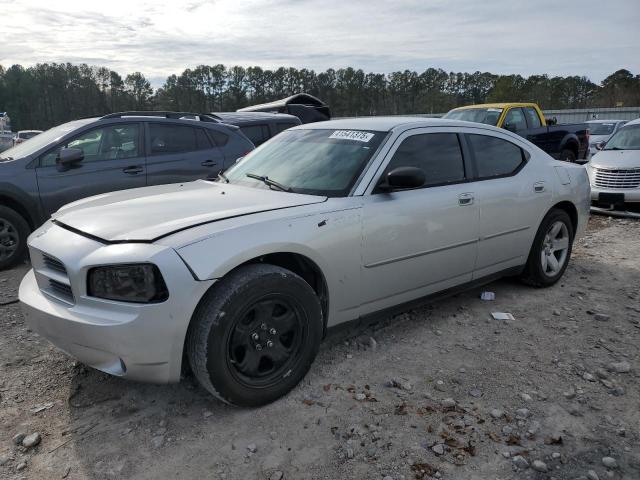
[60,251,639,479]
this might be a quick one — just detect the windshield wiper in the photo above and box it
[246,173,291,192]
[218,171,229,183]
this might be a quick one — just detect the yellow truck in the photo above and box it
[444,102,590,163]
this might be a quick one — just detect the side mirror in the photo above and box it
[380,166,425,191]
[595,141,606,151]
[57,148,84,169]
[503,122,517,132]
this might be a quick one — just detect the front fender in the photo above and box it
[172,205,365,326]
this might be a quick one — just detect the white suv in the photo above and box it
[20,117,590,406]
[587,118,640,208]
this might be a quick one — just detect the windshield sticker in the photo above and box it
[329,130,375,142]
[487,108,502,112]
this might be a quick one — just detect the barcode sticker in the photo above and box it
[329,130,374,142]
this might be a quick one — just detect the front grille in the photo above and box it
[42,254,67,274]
[594,168,640,189]
[32,249,75,305]
[48,279,74,303]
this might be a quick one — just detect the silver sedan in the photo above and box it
[20,117,590,406]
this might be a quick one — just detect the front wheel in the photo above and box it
[0,206,30,270]
[521,209,574,287]
[187,264,323,407]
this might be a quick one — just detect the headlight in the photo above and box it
[87,264,169,303]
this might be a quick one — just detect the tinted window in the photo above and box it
[240,124,271,146]
[149,124,200,155]
[468,134,525,178]
[209,130,229,146]
[523,108,541,128]
[195,128,213,149]
[504,108,527,131]
[40,124,139,167]
[385,133,465,187]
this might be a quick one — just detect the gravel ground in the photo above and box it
[1,215,639,480]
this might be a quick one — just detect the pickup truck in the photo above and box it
[444,103,589,163]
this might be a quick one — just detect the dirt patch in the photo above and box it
[1,216,639,479]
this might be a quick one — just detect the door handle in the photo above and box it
[122,166,143,175]
[534,182,546,193]
[458,193,474,206]
[201,160,218,167]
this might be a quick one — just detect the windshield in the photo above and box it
[604,125,640,151]
[443,108,503,126]
[223,128,386,197]
[0,120,92,160]
[588,123,616,136]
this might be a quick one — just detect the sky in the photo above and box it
[2,0,639,87]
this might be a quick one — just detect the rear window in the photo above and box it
[240,124,271,146]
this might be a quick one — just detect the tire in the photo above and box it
[560,148,577,163]
[521,209,574,288]
[0,206,30,270]
[187,263,323,407]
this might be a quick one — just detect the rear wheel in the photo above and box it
[0,206,29,270]
[521,209,574,287]
[560,148,577,162]
[187,264,323,407]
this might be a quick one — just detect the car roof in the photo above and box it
[450,102,538,111]
[623,117,640,126]
[294,116,497,133]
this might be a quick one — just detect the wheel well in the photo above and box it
[241,253,330,332]
[551,201,578,234]
[0,195,34,230]
[563,141,578,155]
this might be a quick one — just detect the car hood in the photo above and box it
[53,180,327,242]
[589,149,640,169]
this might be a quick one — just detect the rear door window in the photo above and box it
[209,130,229,147]
[149,124,201,155]
[195,128,213,149]
[468,134,526,179]
[240,124,271,146]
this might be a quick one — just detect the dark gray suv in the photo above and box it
[0,112,254,269]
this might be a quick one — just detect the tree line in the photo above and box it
[1,62,639,131]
